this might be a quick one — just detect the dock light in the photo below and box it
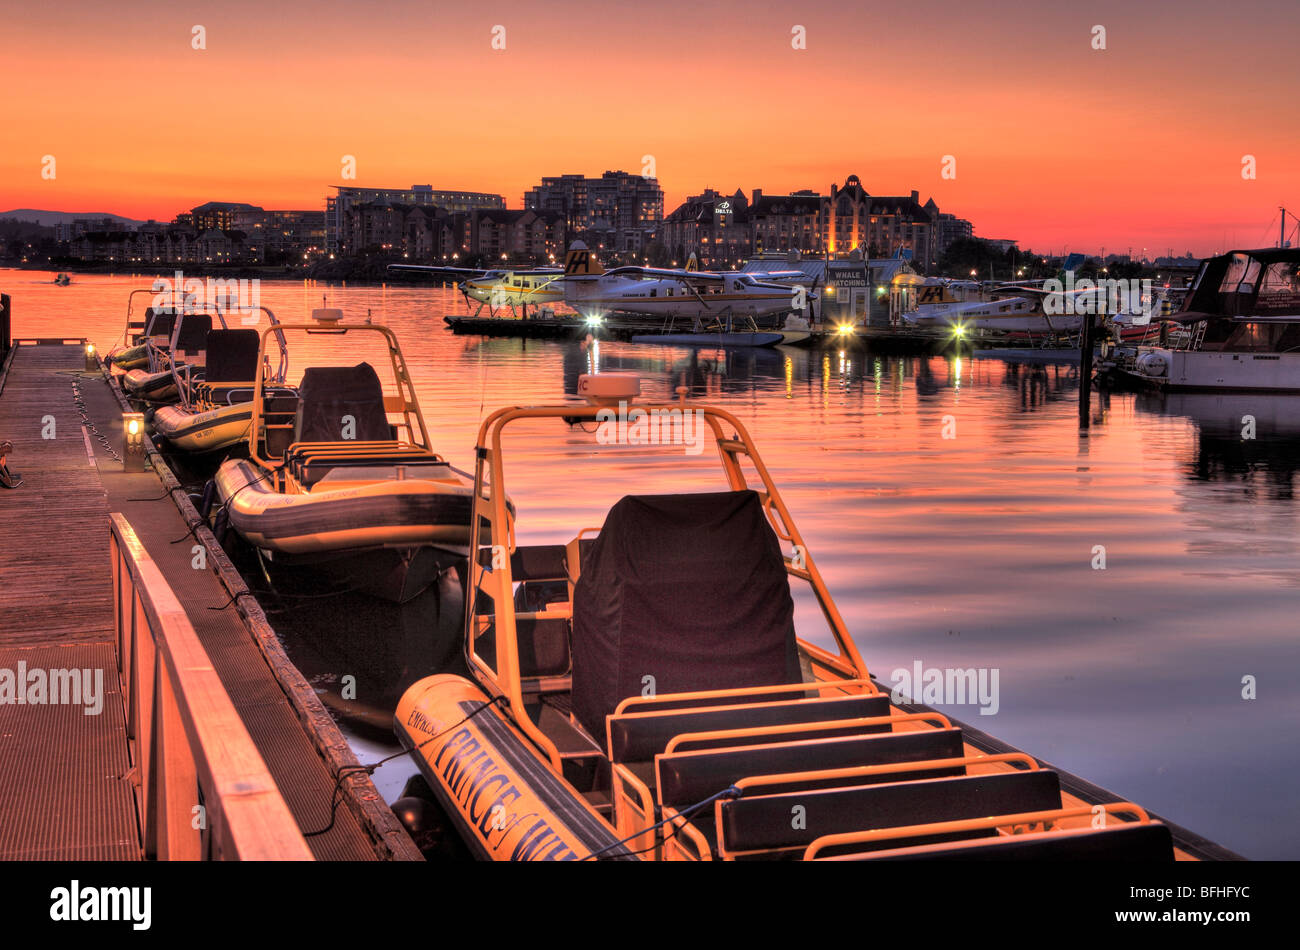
[952,323,967,339]
[84,343,97,371]
[585,314,603,327]
[836,323,854,336]
[123,412,146,472]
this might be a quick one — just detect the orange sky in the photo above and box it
[3,0,1298,255]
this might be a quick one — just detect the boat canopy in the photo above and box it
[1176,248,1300,323]
[570,490,802,739]
[295,363,391,444]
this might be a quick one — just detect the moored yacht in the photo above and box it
[1102,248,1300,391]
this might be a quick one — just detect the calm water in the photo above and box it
[6,268,1297,859]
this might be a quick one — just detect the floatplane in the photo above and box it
[407,243,815,345]
[388,261,566,317]
[905,279,1175,346]
[561,243,808,326]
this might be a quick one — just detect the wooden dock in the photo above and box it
[0,340,419,861]
[444,314,968,353]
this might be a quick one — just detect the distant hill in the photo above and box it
[0,209,148,229]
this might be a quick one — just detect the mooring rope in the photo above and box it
[70,377,122,463]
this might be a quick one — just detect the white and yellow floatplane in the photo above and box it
[394,375,1232,861]
[210,310,487,603]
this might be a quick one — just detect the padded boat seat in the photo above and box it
[658,728,966,810]
[609,693,891,765]
[145,310,176,341]
[718,770,1063,859]
[204,329,260,384]
[259,393,301,459]
[478,544,569,580]
[283,440,427,461]
[475,616,572,678]
[474,543,585,612]
[854,823,1175,862]
[173,314,212,365]
[197,382,295,407]
[295,362,392,444]
[284,443,445,487]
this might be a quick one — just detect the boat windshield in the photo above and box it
[1219,253,1261,295]
[1255,261,1300,316]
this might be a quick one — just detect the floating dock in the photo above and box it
[444,314,965,353]
[0,339,419,860]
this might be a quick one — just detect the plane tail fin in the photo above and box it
[563,241,604,277]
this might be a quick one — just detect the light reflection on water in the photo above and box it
[8,269,1298,859]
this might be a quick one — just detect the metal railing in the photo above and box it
[110,512,313,860]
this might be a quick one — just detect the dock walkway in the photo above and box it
[0,341,415,860]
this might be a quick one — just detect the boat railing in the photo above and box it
[802,802,1152,861]
[110,512,312,860]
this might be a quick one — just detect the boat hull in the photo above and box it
[123,367,179,402]
[394,674,636,861]
[629,332,783,348]
[110,344,149,370]
[153,401,252,453]
[214,458,478,555]
[1110,348,1300,392]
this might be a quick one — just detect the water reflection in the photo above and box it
[1141,392,1300,496]
[4,270,1297,858]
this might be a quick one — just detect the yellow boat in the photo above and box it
[120,313,213,402]
[211,312,484,603]
[152,328,294,454]
[109,288,184,371]
[394,376,1236,861]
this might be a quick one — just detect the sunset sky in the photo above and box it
[3,0,1298,255]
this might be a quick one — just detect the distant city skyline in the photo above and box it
[3,0,1298,256]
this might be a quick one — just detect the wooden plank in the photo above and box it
[0,344,113,646]
[0,344,138,859]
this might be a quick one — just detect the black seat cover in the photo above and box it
[294,362,391,444]
[205,329,260,383]
[146,310,176,339]
[570,491,801,741]
[175,314,213,352]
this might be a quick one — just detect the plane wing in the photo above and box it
[600,265,727,283]
[387,264,486,277]
[745,270,809,281]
